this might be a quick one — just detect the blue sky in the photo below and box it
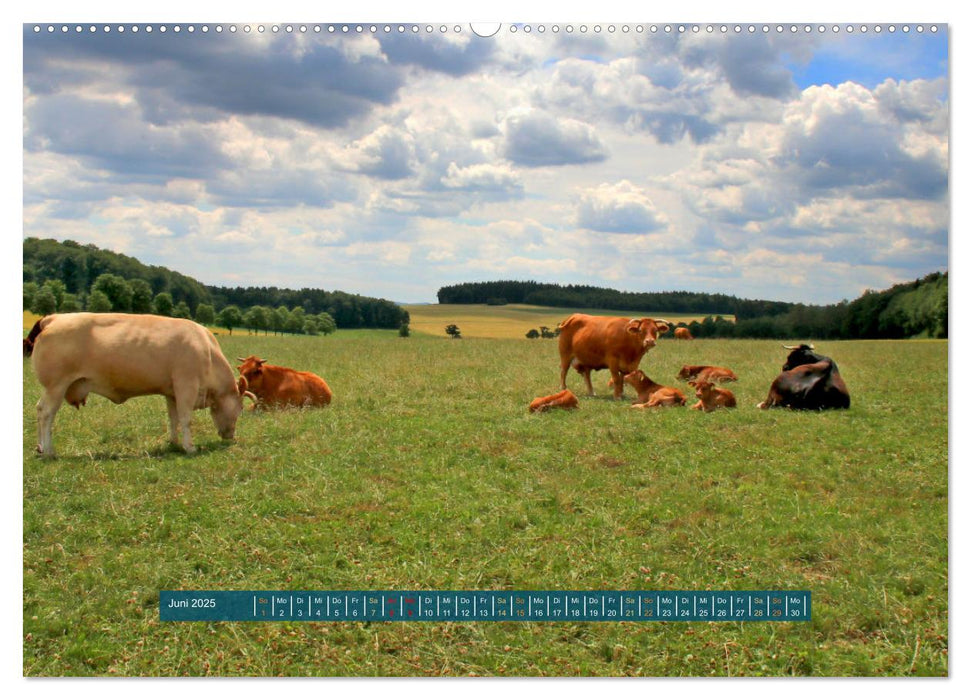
[21,22,949,305]
[788,30,948,90]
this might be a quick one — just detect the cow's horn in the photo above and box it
[807,343,815,349]
[236,357,246,362]
[243,391,258,404]
[782,344,799,349]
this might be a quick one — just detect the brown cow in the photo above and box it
[528,389,580,413]
[674,327,693,340]
[558,314,670,399]
[236,356,333,408]
[25,313,254,456]
[689,380,737,412]
[623,370,687,408]
[677,364,738,383]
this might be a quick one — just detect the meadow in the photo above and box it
[22,318,948,676]
[402,303,725,339]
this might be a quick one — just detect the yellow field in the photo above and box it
[403,303,728,339]
[24,307,731,340]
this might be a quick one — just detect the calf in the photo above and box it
[678,364,738,383]
[623,370,687,408]
[690,380,737,412]
[528,389,580,413]
[674,327,694,340]
[236,356,333,408]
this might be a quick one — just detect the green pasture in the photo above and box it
[403,304,726,339]
[22,330,947,676]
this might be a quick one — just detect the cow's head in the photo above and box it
[782,344,823,371]
[627,318,670,350]
[623,370,646,387]
[236,356,267,392]
[677,365,694,381]
[211,375,256,440]
[688,379,714,400]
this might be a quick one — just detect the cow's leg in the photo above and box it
[559,355,572,391]
[581,368,595,396]
[36,384,68,457]
[609,369,624,399]
[165,396,180,445]
[172,382,199,454]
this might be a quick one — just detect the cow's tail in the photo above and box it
[23,316,52,357]
[557,313,582,333]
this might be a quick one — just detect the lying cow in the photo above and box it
[677,364,738,383]
[558,314,670,399]
[759,344,850,410]
[24,313,254,456]
[623,370,687,408]
[689,380,737,412]
[236,356,333,408]
[528,389,580,413]
[674,327,694,340]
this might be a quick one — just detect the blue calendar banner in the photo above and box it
[160,590,810,622]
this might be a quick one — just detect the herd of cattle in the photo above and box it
[530,312,850,414]
[23,311,850,457]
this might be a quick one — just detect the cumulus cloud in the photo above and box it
[24,29,405,129]
[440,162,523,193]
[501,109,607,167]
[21,27,949,305]
[576,181,668,234]
[777,81,948,200]
[339,125,416,180]
[377,31,496,77]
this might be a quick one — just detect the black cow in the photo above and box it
[758,344,850,410]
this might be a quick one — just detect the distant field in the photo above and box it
[404,304,731,339]
[22,327,947,677]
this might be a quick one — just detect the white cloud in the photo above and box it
[576,180,669,234]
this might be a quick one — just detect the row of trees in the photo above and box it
[439,272,948,340]
[437,280,792,320]
[24,275,337,337]
[24,237,210,310]
[24,238,410,331]
[209,286,408,330]
[23,238,410,333]
[668,272,947,340]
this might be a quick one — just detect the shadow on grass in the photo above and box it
[31,438,237,463]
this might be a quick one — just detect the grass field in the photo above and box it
[403,304,727,339]
[22,323,947,676]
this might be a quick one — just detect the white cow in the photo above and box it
[25,313,255,456]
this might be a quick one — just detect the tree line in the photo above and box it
[439,273,948,340]
[673,272,947,340]
[437,280,793,320]
[23,238,410,333]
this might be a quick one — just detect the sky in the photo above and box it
[21,22,949,305]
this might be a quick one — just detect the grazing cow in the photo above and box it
[528,389,580,413]
[689,380,737,412]
[558,314,670,399]
[674,327,694,340]
[677,364,738,383]
[236,356,333,409]
[623,370,687,408]
[759,344,850,410]
[25,313,254,456]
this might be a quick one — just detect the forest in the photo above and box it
[438,274,948,340]
[23,238,410,333]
